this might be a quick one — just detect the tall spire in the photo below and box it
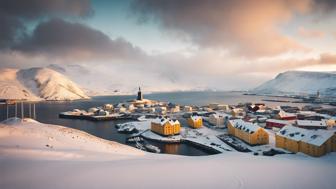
[137,86,143,100]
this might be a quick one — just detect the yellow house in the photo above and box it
[187,116,203,129]
[151,117,181,136]
[228,119,269,145]
[276,125,336,157]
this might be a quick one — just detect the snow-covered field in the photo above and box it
[0,67,89,101]
[1,118,336,189]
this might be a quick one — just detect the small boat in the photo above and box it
[135,141,146,151]
[117,125,138,134]
[144,143,161,153]
[137,115,147,121]
[126,136,144,143]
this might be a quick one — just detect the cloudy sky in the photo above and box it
[0,0,336,93]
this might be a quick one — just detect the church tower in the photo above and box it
[137,87,143,101]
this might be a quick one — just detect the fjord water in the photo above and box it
[0,91,307,156]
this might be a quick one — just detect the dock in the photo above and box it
[59,112,140,121]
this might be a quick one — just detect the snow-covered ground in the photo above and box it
[119,119,234,152]
[0,118,143,160]
[1,118,336,189]
[0,67,89,101]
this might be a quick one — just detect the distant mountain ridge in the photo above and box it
[252,71,336,96]
[0,67,89,101]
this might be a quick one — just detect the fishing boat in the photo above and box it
[137,115,147,121]
[117,125,138,134]
[135,141,146,151]
[126,136,144,143]
[144,143,161,153]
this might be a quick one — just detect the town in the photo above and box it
[60,87,336,157]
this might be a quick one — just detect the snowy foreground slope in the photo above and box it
[0,67,89,101]
[252,71,336,96]
[1,119,336,189]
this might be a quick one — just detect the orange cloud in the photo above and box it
[298,27,325,38]
[132,0,312,58]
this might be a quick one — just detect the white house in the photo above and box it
[296,120,329,129]
[208,113,231,127]
[170,105,180,113]
[155,107,167,115]
[103,104,113,111]
[183,106,193,112]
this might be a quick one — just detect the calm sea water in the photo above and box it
[0,91,314,156]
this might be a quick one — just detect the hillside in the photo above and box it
[252,71,336,96]
[0,67,89,101]
[0,118,335,189]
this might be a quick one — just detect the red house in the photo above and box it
[266,119,291,129]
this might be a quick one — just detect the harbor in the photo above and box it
[2,90,336,157]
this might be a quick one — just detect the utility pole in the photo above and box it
[29,103,31,118]
[15,102,17,117]
[33,103,36,119]
[6,103,9,119]
[21,101,24,119]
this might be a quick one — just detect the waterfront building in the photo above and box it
[187,116,203,129]
[228,119,269,145]
[88,107,99,114]
[115,107,127,113]
[209,103,230,111]
[295,120,329,130]
[276,110,297,120]
[183,106,193,112]
[96,109,109,116]
[169,105,180,113]
[155,107,167,115]
[231,108,246,118]
[208,113,231,127]
[103,104,113,111]
[127,104,136,112]
[265,119,291,129]
[151,117,181,136]
[276,125,336,157]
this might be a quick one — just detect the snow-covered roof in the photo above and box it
[229,119,261,134]
[277,125,306,141]
[152,117,180,126]
[277,125,335,146]
[296,120,327,128]
[190,115,202,122]
[278,110,296,118]
[266,119,291,125]
[301,130,335,146]
[210,112,231,119]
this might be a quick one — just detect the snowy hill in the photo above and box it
[0,118,143,160]
[252,71,336,96]
[0,67,89,101]
[0,118,336,189]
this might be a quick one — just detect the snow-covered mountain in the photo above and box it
[252,71,336,96]
[0,67,89,101]
[47,64,201,96]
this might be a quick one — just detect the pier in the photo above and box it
[0,99,37,121]
[59,112,140,121]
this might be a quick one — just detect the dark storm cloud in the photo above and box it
[0,0,144,61]
[313,0,336,13]
[15,18,145,60]
[0,0,92,49]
